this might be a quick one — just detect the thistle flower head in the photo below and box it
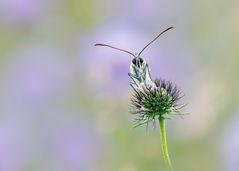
[131,78,184,127]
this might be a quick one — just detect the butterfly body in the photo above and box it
[129,56,153,89]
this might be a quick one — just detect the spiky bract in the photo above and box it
[131,78,183,127]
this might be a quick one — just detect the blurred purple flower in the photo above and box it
[1,43,74,113]
[128,0,185,24]
[220,111,239,171]
[0,0,53,25]
[0,119,27,171]
[48,115,103,171]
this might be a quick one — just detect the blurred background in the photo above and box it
[0,0,238,171]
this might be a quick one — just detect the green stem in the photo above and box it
[159,117,173,170]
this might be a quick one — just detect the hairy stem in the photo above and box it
[159,117,173,170]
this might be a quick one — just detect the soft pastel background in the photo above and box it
[0,0,238,171]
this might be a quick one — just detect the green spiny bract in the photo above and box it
[131,78,183,127]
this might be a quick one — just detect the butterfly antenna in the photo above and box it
[138,27,174,57]
[95,43,135,57]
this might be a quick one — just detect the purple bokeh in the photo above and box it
[0,119,27,171]
[1,43,73,111]
[220,110,239,171]
[51,116,103,171]
[0,41,104,170]
[0,0,54,25]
